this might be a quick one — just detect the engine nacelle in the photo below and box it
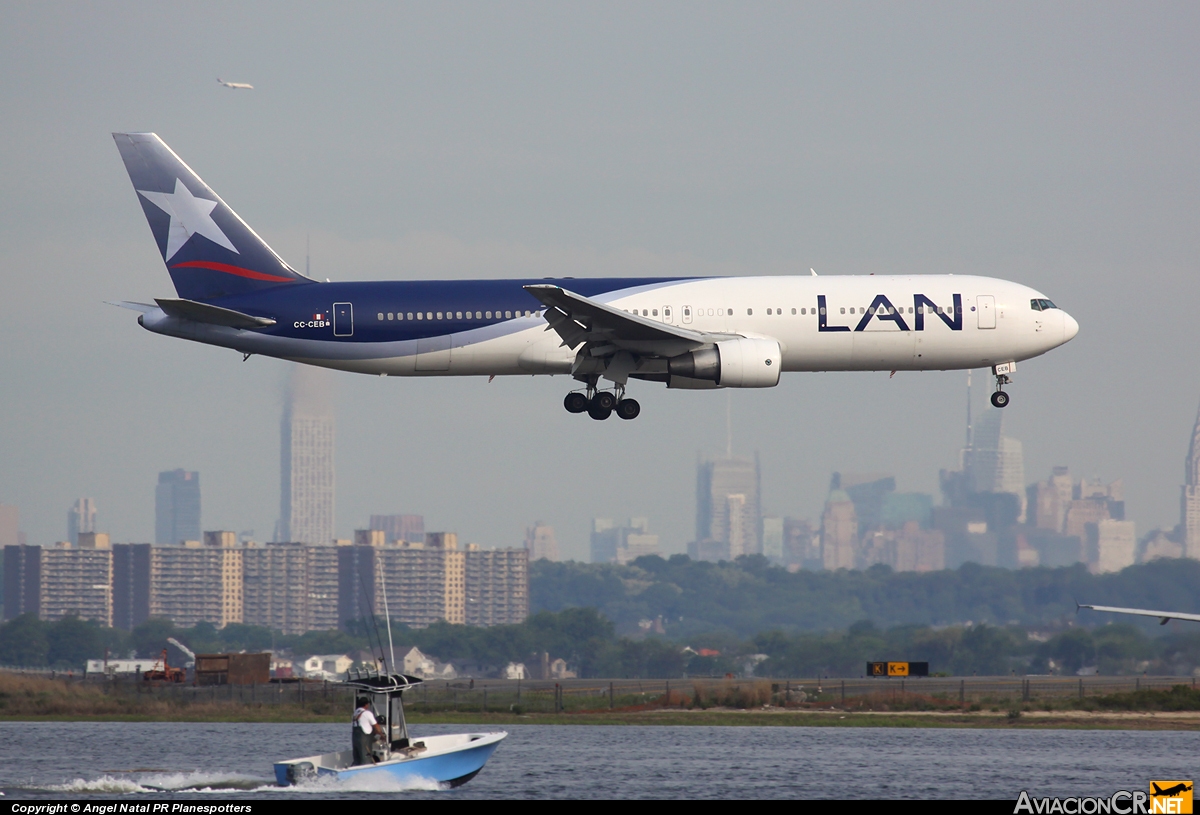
[667,338,781,388]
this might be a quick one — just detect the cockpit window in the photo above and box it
[1030,298,1057,311]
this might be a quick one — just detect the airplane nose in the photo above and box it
[1062,311,1079,343]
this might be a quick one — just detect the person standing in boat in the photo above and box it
[352,696,385,765]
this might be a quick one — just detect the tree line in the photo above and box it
[532,555,1200,637]
[3,557,1200,678]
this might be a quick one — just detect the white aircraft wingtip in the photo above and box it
[810,268,818,276]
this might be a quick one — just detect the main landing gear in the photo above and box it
[990,362,1015,408]
[563,387,641,421]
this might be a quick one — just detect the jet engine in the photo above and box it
[667,338,781,388]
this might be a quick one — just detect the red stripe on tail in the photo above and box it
[170,260,299,284]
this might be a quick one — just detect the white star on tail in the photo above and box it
[138,178,238,261]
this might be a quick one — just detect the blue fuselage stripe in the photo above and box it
[213,276,694,343]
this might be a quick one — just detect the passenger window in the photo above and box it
[388,313,394,320]
[417,313,424,320]
[437,312,444,320]
[840,308,846,314]
[747,308,753,315]
[406,313,413,320]
[505,311,512,318]
[525,311,531,317]
[801,308,806,315]
[767,308,772,315]
[455,311,462,319]
[653,309,658,316]
[377,313,384,321]
[820,307,826,315]
[486,311,492,318]
[791,308,796,315]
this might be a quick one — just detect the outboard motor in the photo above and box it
[286,761,316,785]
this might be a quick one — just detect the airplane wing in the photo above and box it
[1078,603,1200,625]
[155,297,276,329]
[523,284,711,356]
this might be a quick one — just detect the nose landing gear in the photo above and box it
[563,382,641,420]
[990,361,1015,408]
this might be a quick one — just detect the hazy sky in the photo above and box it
[1,2,1198,559]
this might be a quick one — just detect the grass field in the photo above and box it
[3,672,1200,729]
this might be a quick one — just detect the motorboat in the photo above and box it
[274,671,507,788]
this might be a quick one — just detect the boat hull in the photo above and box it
[274,731,506,788]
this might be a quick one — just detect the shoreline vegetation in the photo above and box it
[4,673,1200,730]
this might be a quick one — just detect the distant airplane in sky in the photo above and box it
[217,78,253,90]
[110,133,1078,421]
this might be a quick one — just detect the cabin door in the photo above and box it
[333,302,354,336]
[977,296,996,329]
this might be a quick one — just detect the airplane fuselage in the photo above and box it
[113,132,1079,418]
[138,273,1077,380]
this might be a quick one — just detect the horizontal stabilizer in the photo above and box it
[154,298,276,329]
[105,300,158,313]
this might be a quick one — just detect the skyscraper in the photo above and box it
[967,408,1026,522]
[67,498,97,545]
[524,522,559,561]
[280,367,335,544]
[155,469,201,545]
[1181,401,1200,559]
[369,514,425,544]
[0,505,17,550]
[696,454,761,558]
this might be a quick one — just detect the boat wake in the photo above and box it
[26,769,444,795]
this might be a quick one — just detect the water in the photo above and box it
[1,722,1196,799]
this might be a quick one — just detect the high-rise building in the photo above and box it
[4,535,113,625]
[1182,402,1200,559]
[369,514,425,544]
[280,367,335,544]
[0,505,18,550]
[821,491,858,570]
[524,522,559,562]
[242,542,339,635]
[463,545,529,626]
[67,498,97,546]
[762,517,784,562]
[1088,520,1136,573]
[112,534,247,630]
[832,473,895,534]
[591,518,660,564]
[155,470,201,545]
[696,454,761,557]
[968,409,1026,522]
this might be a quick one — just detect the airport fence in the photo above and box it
[29,673,1200,714]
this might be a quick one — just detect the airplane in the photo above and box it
[1152,783,1193,797]
[1078,603,1200,625]
[110,132,1079,421]
[217,78,254,90]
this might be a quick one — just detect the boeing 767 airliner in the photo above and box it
[111,133,1079,421]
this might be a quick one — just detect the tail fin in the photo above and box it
[113,133,313,301]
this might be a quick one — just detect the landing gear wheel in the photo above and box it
[587,403,613,420]
[615,399,641,420]
[991,390,1010,408]
[564,392,589,413]
[592,392,617,411]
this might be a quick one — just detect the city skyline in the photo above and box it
[1,5,1198,560]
